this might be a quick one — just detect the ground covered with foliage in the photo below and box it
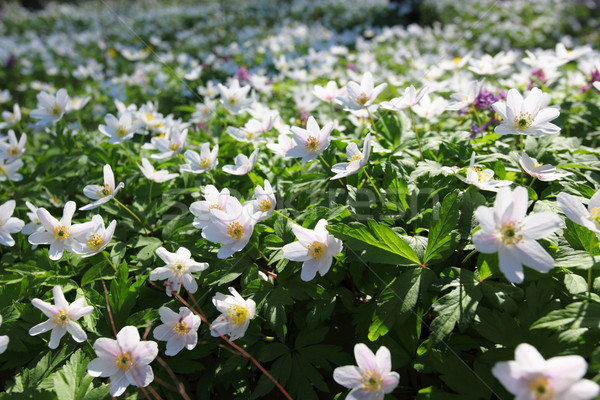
[1,0,600,399]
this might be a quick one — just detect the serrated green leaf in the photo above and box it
[424,190,462,265]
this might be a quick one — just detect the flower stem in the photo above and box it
[462,248,478,265]
[472,104,483,136]
[148,181,153,206]
[102,251,117,272]
[408,108,424,161]
[273,209,297,225]
[254,242,269,263]
[589,234,596,296]
[363,169,385,207]
[113,197,147,233]
[319,154,330,169]
[519,135,524,185]
[366,108,378,137]
[527,177,537,189]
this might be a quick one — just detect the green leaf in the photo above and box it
[327,219,421,266]
[424,191,462,265]
[531,302,600,330]
[563,219,600,256]
[429,268,482,344]
[53,350,106,400]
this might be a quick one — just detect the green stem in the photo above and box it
[102,251,118,272]
[589,234,596,296]
[113,197,145,228]
[363,169,385,206]
[273,210,297,225]
[527,177,537,189]
[366,108,379,137]
[408,108,424,161]
[319,154,330,169]
[4,177,17,192]
[472,104,483,136]
[462,248,478,265]
[519,135,524,185]
[148,181,153,206]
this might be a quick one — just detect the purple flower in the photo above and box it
[474,89,500,111]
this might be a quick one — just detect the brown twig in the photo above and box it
[155,356,193,400]
[98,267,118,338]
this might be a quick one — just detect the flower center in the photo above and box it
[0,165,4,175]
[513,112,534,130]
[145,113,155,121]
[114,352,134,371]
[356,93,370,106]
[227,304,249,326]
[307,241,325,259]
[590,207,600,227]
[304,135,319,152]
[53,309,70,327]
[534,161,543,168]
[198,157,210,168]
[171,261,186,276]
[227,222,244,239]
[360,369,382,392]
[53,225,70,240]
[172,321,190,336]
[499,221,523,245]
[228,96,238,106]
[470,167,492,183]
[209,204,222,211]
[258,199,272,212]
[348,152,362,162]
[87,234,104,250]
[7,145,18,156]
[46,102,62,117]
[529,377,554,400]
[96,183,113,198]
[169,142,180,151]
[115,125,128,137]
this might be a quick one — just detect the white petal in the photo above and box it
[333,365,362,388]
[521,213,561,240]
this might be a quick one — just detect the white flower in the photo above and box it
[465,153,512,192]
[222,149,258,175]
[29,201,94,260]
[0,315,8,354]
[80,164,125,211]
[66,96,91,112]
[472,186,561,283]
[99,113,141,144]
[189,185,235,230]
[282,219,343,281]
[153,307,201,356]
[29,286,93,349]
[202,203,258,259]
[336,72,387,110]
[0,129,26,161]
[467,54,511,76]
[150,129,187,159]
[210,287,256,341]
[557,190,600,234]
[218,79,254,114]
[0,158,24,182]
[267,134,295,157]
[492,343,599,400]
[0,103,21,129]
[149,247,208,296]
[333,343,400,400]
[412,95,448,121]
[190,98,217,123]
[248,180,276,221]
[78,215,116,257]
[380,85,429,111]
[180,144,218,174]
[30,88,69,126]
[0,200,24,247]
[87,326,158,397]
[226,125,265,143]
[286,116,333,163]
[138,158,179,182]
[518,151,571,182]
[492,88,560,136]
[21,201,43,238]
[446,79,485,110]
[313,81,345,103]
[330,133,372,180]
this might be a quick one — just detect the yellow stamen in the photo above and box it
[529,377,554,400]
[307,241,326,259]
[360,369,382,392]
[53,310,69,328]
[258,199,272,212]
[304,136,319,152]
[172,321,190,336]
[115,125,128,137]
[96,183,112,198]
[227,304,249,326]
[53,226,70,240]
[46,103,62,117]
[590,207,600,226]
[198,157,210,168]
[145,113,155,121]
[499,221,522,245]
[7,145,18,156]
[169,142,180,151]
[356,93,370,106]
[209,204,222,211]
[513,112,534,130]
[348,152,362,162]
[114,352,134,371]
[227,222,244,239]
[87,234,103,250]
[470,167,492,183]
[171,261,186,276]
